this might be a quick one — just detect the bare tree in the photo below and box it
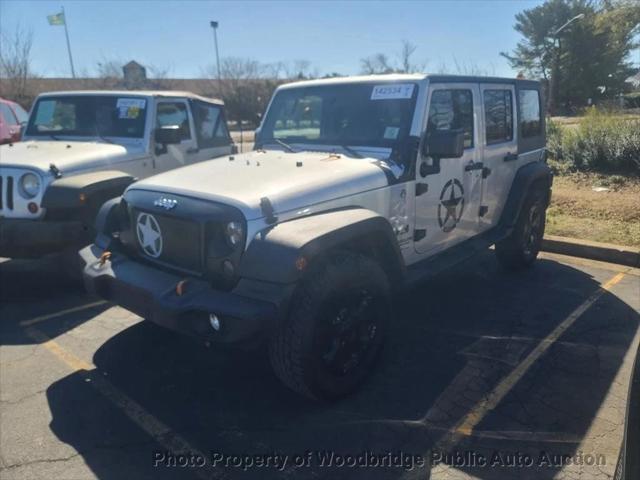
[0,25,35,105]
[96,57,124,79]
[360,41,426,74]
[360,53,392,74]
[436,56,496,76]
[399,40,418,73]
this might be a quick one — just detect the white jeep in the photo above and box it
[81,74,551,400]
[0,90,234,258]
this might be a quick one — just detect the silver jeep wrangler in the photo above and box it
[0,90,233,258]
[81,74,551,400]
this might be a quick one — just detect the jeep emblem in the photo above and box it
[154,197,177,210]
[136,213,163,258]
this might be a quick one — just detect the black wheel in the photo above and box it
[269,252,391,400]
[495,187,547,270]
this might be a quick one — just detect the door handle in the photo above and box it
[464,161,484,172]
[504,152,518,162]
[186,147,199,154]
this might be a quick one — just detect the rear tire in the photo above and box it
[495,187,547,270]
[269,252,391,401]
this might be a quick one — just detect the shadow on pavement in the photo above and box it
[0,255,112,346]
[36,255,640,478]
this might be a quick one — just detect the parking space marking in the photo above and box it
[539,252,640,277]
[23,326,224,480]
[451,271,627,439]
[19,300,108,327]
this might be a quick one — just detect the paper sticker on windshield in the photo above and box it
[384,126,400,139]
[371,84,414,100]
[117,98,146,119]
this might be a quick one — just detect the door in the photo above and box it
[414,84,483,255]
[153,99,199,172]
[190,100,233,162]
[478,84,518,228]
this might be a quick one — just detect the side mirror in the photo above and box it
[154,125,182,145]
[421,129,465,158]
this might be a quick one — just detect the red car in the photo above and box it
[0,98,29,144]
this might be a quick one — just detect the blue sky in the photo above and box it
[3,0,554,78]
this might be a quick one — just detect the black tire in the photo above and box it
[269,251,391,401]
[495,187,547,270]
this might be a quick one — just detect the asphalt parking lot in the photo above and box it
[1,251,639,480]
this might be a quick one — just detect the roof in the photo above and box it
[35,90,224,105]
[123,60,145,70]
[279,73,540,90]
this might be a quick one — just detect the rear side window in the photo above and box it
[483,89,513,144]
[427,89,474,148]
[156,102,190,140]
[192,101,230,148]
[519,90,541,138]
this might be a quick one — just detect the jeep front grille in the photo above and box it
[0,174,15,212]
[131,208,204,274]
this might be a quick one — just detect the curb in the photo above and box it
[541,235,640,268]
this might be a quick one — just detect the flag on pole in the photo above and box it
[47,12,65,26]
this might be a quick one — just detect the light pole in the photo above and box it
[548,13,585,115]
[210,21,221,80]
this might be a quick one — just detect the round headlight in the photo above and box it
[225,221,244,247]
[20,173,41,199]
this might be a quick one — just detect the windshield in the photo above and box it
[259,82,418,150]
[25,95,147,138]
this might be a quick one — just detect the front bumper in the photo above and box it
[80,245,283,344]
[0,218,89,258]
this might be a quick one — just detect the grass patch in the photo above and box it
[546,173,640,247]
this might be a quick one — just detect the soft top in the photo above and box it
[279,73,540,90]
[35,90,224,106]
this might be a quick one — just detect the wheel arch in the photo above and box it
[498,161,553,231]
[238,208,406,287]
[41,170,135,223]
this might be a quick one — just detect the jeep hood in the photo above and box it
[0,140,145,175]
[130,150,389,220]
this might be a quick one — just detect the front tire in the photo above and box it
[495,187,547,270]
[269,252,391,401]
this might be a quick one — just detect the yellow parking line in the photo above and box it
[24,325,223,480]
[19,300,108,327]
[452,271,627,438]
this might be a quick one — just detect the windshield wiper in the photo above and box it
[95,123,115,144]
[273,138,297,153]
[338,145,364,159]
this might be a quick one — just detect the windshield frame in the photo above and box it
[24,94,151,141]
[257,81,420,153]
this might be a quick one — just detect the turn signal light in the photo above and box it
[176,280,188,296]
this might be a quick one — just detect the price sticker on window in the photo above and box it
[117,98,146,119]
[371,84,415,100]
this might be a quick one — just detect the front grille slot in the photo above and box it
[6,176,14,210]
[132,209,203,274]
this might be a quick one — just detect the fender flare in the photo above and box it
[93,197,127,249]
[498,161,553,231]
[238,208,405,285]
[42,170,135,221]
